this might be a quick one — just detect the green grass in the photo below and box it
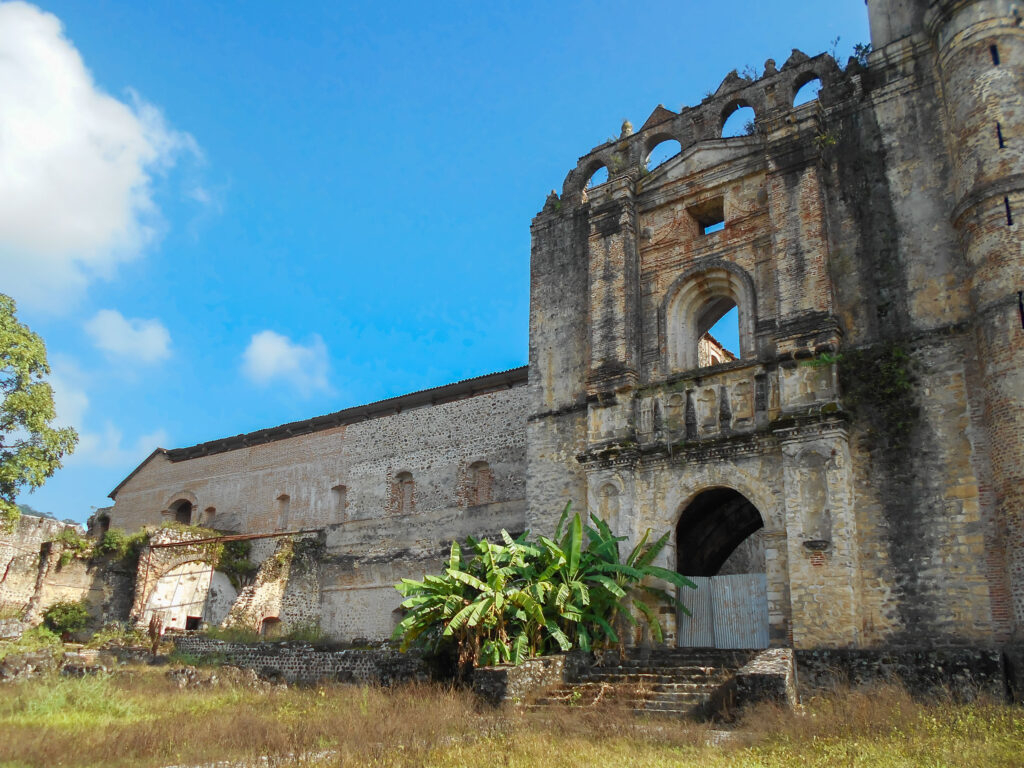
[0,669,1019,767]
[0,626,61,662]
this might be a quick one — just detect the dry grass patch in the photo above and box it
[0,669,1020,768]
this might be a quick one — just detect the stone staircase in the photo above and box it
[528,648,759,718]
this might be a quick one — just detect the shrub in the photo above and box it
[42,599,90,636]
[92,528,149,566]
[55,527,90,567]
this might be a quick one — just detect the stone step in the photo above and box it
[535,683,715,707]
[597,659,751,670]
[581,671,724,684]
[521,649,759,720]
[583,667,736,678]
[586,661,739,671]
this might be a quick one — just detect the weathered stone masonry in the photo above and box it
[527,0,1023,650]
[98,0,1022,656]
[108,368,529,641]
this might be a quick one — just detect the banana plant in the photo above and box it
[393,501,697,667]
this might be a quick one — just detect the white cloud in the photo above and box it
[47,361,90,430]
[73,424,169,469]
[0,1,201,310]
[85,309,171,363]
[242,330,330,395]
[48,358,167,468]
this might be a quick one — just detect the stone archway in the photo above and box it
[675,487,769,649]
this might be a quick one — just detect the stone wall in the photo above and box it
[172,635,428,685]
[107,374,529,642]
[1,514,134,630]
[795,648,1007,700]
[472,653,591,705]
[108,374,528,536]
[1,514,73,614]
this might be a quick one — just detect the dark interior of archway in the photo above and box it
[676,488,763,577]
[173,501,191,525]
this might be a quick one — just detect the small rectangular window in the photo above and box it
[1005,196,1014,226]
[997,122,1006,148]
[690,197,725,235]
[990,44,1000,66]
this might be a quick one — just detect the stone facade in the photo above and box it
[0,514,134,631]
[528,0,1023,651]
[95,0,1023,655]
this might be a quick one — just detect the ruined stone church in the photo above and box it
[100,0,1024,652]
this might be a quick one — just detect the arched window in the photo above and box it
[587,165,609,188]
[646,139,682,171]
[276,494,290,530]
[697,304,740,368]
[467,461,492,506]
[664,265,755,371]
[172,500,192,526]
[793,77,822,107]
[395,472,414,514]
[721,103,757,138]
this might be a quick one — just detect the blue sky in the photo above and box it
[2,0,870,523]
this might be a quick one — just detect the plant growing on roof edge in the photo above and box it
[392,502,695,672]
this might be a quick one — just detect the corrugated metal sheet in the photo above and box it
[678,574,769,650]
[711,574,769,649]
[677,576,715,648]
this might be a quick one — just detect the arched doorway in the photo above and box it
[675,487,769,649]
[172,499,192,525]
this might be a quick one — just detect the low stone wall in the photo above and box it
[735,648,797,707]
[794,648,1006,700]
[703,648,797,717]
[172,635,428,685]
[472,652,592,705]
[0,618,26,640]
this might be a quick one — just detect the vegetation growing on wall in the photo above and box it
[91,528,151,567]
[55,527,90,567]
[216,540,257,590]
[393,503,694,674]
[836,342,919,450]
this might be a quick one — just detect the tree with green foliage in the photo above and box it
[0,294,78,532]
[393,503,696,673]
